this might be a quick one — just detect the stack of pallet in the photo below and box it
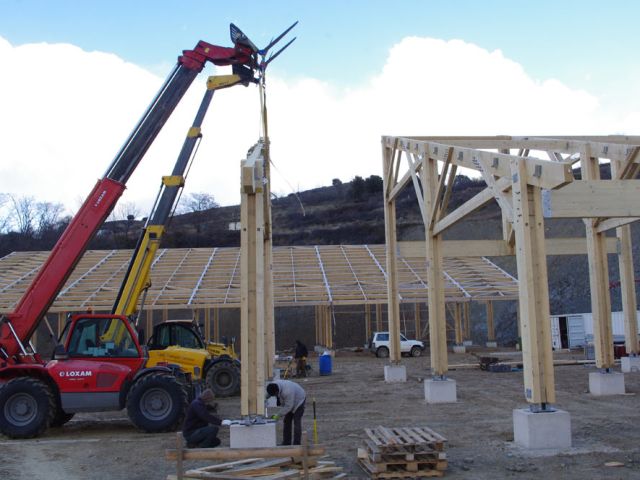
[172,456,345,479]
[357,426,448,478]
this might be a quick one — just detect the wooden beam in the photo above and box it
[424,152,449,377]
[414,303,421,340]
[433,177,512,236]
[542,180,640,218]
[582,148,615,369]
[166,445,326,462]
[511,157,555,405]
[383,140,402,364]
[387,137,574,189]
[398,237,618,258]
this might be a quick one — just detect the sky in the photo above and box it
[0,0,639,219]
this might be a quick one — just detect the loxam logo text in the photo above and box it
[59,371,93,378]
[93,189,107,208]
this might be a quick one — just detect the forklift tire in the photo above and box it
[126,372,188,433]
[206,361,240,397]
[0,377,55,439]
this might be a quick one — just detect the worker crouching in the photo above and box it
[266,380,306,445]
[182,388,222,448]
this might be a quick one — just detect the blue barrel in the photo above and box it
[319,354,332,375]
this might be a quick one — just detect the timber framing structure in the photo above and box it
[382,134,640,409]
[0,244,519,313]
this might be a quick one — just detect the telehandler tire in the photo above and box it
[0,377,55,438]
[206,361,240,397]
[126,372,187,433]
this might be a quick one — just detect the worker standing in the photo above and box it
[182,389,225,448]
[294,340,309,377]
[266,380,306,445]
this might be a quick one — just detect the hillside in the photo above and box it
[2,172,639,345]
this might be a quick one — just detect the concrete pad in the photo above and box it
[621,356,640,373]
[424,378,457,403]
[230,422,276,449]
[589,371,626,395]
[486,341,498,348]
[384,364,407,383]
[513,408,571,450]
[452,345,466,354]
[463,340,473,346]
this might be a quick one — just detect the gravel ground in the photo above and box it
[1,348,639,479]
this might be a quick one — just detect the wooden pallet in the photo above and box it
[358,426,448,479]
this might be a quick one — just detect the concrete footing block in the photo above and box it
[230,422,277,449]
[424,378,457,403]
[486,341,497,348]
[621,356,640,373]
[452,345,466,354]
[462,340,473,346]
[513,408,571,450]
[589,371,626,395]
[384,364,407,383]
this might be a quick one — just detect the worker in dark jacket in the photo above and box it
[267,380,306,445]
[294,340,308,377]
[182,389,222,448]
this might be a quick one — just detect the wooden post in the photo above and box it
[511,157,555,406]
[375,304,383,331]
[486,301,495,342]
[325,306,334,349]
[365,304,372,344]
[314,306,320,346]
[582,148,614,369]
[203,308,210,342]
[454,303,463,345]
[57,312,65,337]
[213,308,220,343]
[163,308,168,322]
[424,151,448,377]
[240,145,266,417]
[612,160,639,355]
[463,303,470,341]
[414,303,421,340]
[383,142,402,364]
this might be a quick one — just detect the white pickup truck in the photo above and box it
[368,331,425,358]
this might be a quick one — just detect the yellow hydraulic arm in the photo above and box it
[112,74,251,320]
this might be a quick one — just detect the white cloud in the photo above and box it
[0,35,637,218]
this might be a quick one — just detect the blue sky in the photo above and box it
[2,0,637,94]
[0,0,638,214]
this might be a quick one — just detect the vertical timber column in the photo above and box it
[582,149,615,370]
[463,303,471,343]
[314,306,320,346]
[383,155,402,365]
[240,149,266,418]
[204,309,210,342]
[511,157,555,407]
[365,304,371,344]
[454,304,463,345]
[414,304,421,339]
[326,306,334,349]
[424,152,448,377]
[376,304,383,331]
[486,301,496,347]
[213,308,220,343]
[611,161,639,357]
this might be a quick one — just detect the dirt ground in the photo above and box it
[1,348,639,480]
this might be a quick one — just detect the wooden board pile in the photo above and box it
[170,456,345,479]
[357,426,448,478]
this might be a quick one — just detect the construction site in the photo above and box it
[1,20,640,480]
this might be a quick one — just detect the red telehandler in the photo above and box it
[0,24,267,439]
